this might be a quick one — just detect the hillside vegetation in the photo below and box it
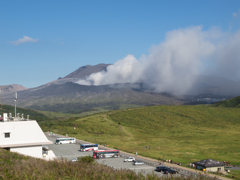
[214,96,240,107]
[0,104,91,122]
[0,149,212,180]
[42,105,240,165]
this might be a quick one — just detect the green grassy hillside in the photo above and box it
[214,96,240,107]
[42,105,240,165]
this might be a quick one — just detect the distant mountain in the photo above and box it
[64,63,110,79]
[23,64,111,93]
[187,75,240,97]
[0,84,27,94]
[1,64,239,114]
[214,96,240,107]
[1,82,184,113]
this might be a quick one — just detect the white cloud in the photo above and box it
[232,9,240,18]
[10,36,38,45]
[78,26,215,95]
[232,12,238,17]
[78,26,240,95]
[78,55,143,86]
[212,30,240,80]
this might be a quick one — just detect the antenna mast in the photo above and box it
[15,92,17,118]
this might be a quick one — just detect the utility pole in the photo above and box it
[0,89,2,109]
[15,92,17,118]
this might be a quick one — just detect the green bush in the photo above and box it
[78,156,95,163]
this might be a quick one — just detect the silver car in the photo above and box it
[133,161,144,165]
[124,157,135,162]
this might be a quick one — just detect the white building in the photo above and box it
[193,159,225,172]
[0,118,56,160]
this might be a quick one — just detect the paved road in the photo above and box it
[46,136,93,159]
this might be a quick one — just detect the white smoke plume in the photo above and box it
[78,26,240,95]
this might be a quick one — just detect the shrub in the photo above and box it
[78,156,95,163]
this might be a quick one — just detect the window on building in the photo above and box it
[5,132,10,138]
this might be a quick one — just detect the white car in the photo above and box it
[71,158,78,162]
[124,157,135,162]
[133,161,144,165]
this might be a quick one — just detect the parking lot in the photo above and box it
[45,135,179,177]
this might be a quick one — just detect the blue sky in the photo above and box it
[1,0,240,88]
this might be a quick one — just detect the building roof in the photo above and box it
[0,120,52,148]
[193,159,225,168]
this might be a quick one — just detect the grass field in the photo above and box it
[41,105,240,165]
[225,169,240,179]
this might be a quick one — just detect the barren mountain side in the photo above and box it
[0,84,27,94]
[64,63,110,79]
[0,82,184,113]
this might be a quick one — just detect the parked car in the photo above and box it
[155,166,171,172]
[71,158,78,162]
[124,157,135,162]
[163,169,178,174]
[42,146,49,151]
[167,169,178,174]
[133,161,144,165]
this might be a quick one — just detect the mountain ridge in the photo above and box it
[63,63,110,79]
[1,64,239,113]
[0,84,27,94]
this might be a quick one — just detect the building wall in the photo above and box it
[11,146,43,158]
[206,166,224,172]
[0,120,51,146]
[43,150,56,161]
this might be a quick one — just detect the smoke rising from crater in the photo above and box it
[78,26,240,95]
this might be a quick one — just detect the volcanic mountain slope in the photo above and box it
[1,63,239,114]
[19,63,111,93]
[2,82,184,113]
[187,75,240,96]
[63,63,110,79]
[0,84,27,94]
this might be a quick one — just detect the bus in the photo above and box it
[80,144,98,151]
[93,150,120,158]
[55,137,76,145]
